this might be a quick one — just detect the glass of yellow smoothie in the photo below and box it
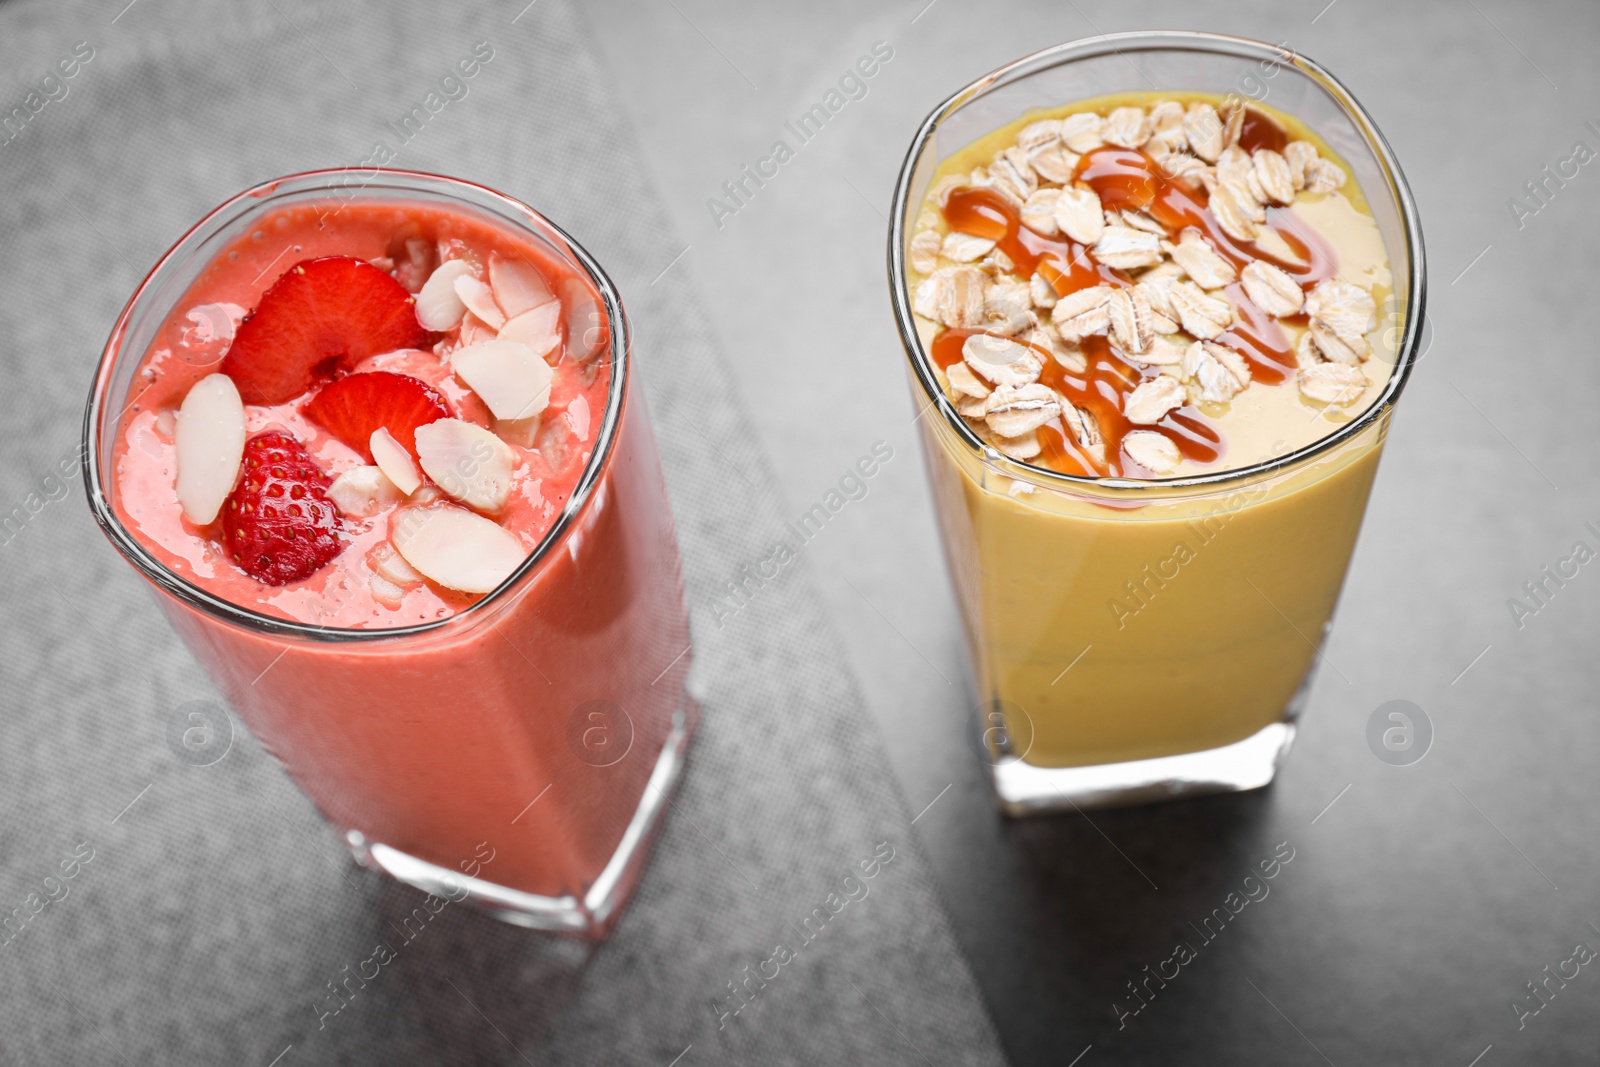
[888,33,1425,812]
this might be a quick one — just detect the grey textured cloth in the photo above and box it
[0,1,1007,1063]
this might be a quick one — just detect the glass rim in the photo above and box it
[887,30,1428,496]
[82,167,630,643]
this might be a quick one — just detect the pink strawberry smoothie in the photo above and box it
[98,190,694,913]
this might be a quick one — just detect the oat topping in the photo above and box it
[907,95,1382,476]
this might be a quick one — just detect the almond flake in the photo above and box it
[453,338,555,421]
[942,231,996,262]
[1305,279,1376,345]
[1020,189,1062,236]
[1060,112,1106,153]
[498,301,563,360]
[391,504,525,594]
[909,229,943,273]
[1208,180,1259,241]
[371,428,422,496]
[1184,102,1225,162]
[1124,375,1187,424]
[1167,281,1234,339]
[174,373,245,526]
[1094,226,1163,269]
[1303,157,1347,193]
[1016,119,1063,152]
[1253,149,1295,205]
[369,573,407,608]
[1051,284,1115,341]
[1283,141,1318,190]
[1165,228,1237,289]
[454,274,506,331]
[945,361,992,399]
[1030,271,1058,309]
[371,541,423,586]
[328,465,402,518]
[962,333,1044,387]
[1240,260,1304,316]
[1298,362,1368,404]
[1107,286,1154,354]
[1053,186,1105,244]
[415,259,475,331]
[985,383,1062,438]
[1183,341,1251,402]
[415,418,517,515]
[1123,430,1181,475]
[913,266,988,328]
[488,254,555,319]
[1103,106,1151,149]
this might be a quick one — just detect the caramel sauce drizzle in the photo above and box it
[932,108,1338,478]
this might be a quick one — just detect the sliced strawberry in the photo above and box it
[222,430,344,586]
[302,372,449,460]
[221,257,431,404]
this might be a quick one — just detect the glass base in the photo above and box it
[990,719,1298,815]
[344,703,694,936]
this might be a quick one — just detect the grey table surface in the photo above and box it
[2,0,1597,1063]
[587,0,1600,1064]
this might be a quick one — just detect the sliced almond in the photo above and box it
[498,301,563,360]
[1167,281,1234,339]
[962,333,1043,387]
[1240,261,1304,316]
[1253,149,1295,205]
[909,229,943,273]
[942,231,996,263]
[454,274,506,331]
[415,259,475,331]
[1165,228,1237,289]
[1053,186,1105,245]
[370,541,423,586]
[370,428,422,496]
[390,504,525,594]
[1060,112,1105,153]
[174,373,245,526]
[1124,375,1187,424]
[1123,431,1181,475]
[453,339,555,422]
[414,418,517,515]
[985,383,1062,438]
[1103,106,1151,149]
[1107,286,1154,354]
[369,573,407,608]
[913,266,988,328]
[1298,362,1368,404]
[1020,189,1062,236]
[488,254,555,319]
[1051,284,1115,342]
[1183,341,1251,402]
[1093,226,1163,270]
[327,465,403,518]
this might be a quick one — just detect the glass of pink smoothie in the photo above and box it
[84,170,697,936]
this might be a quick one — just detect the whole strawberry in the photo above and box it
[222,430,344,585]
